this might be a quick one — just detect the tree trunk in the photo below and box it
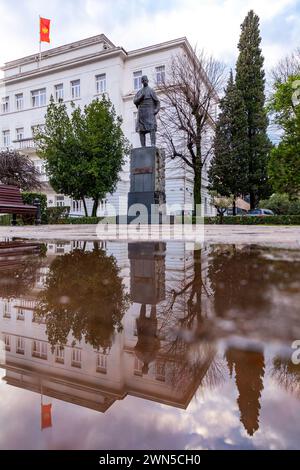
[233,197,237,216]
[92,198,99,217]
[250,191,256,210]
[93,241,100,251]
[82,197,88,217]
[193,163,202,215]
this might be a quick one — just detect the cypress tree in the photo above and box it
[235,10,271,209]
[209,70,249,215]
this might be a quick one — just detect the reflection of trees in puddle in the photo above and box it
[271,358,300,399]
[157,249,225,394]
[35,246,130,351]
[208,245,300,341]
[0,242,46,299]
[226,348,265,436]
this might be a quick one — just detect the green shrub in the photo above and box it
[55,216,103,225]
[259,193,300,215]
[0,214,11,226]
[203,215,300,225]
[21,192,48,224]
[46,206,70,224]
[288,200,300,215]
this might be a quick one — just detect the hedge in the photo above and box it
[203,215,300,225]
[47,206,70,224]
[51,215,300,225]
[54,216,104,225]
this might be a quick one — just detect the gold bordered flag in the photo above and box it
[40,17,51,43]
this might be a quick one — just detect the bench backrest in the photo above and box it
[0,185,23,205]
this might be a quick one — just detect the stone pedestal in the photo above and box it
[127,147,166,224]
[129,242,166,304]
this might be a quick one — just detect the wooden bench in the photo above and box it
[0,184,38,225]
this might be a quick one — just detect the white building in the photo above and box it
[0,241,213,412]
[0,34,216,217]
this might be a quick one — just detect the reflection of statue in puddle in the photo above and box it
[129,242,165,376]
[226,347,265,436]
[134,304,160,375]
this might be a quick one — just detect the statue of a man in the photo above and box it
[134,75,160,147]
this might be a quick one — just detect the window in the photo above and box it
[156,65,165,85]
[17,308,25,321]
[56,195,65,207]
[15,93,24,111]
[96,353,107,374]
[31,88,46,107]
[2,130,10,147]
[71,80,80,99]
[72,200,82,212]
[34,161,45,175]
[16,337,25,355]
[133,111,137,131]
[71,348,82,368]
[133,71,142,90]
[55,84,64,102]
[155,361,166,382]
[55,346,65,364]
[55,243,65,254]
[96,74,106,94]
[72,240,83,249]
[16,127,24,141]
[3,301,11,319]
[134,357,143,376]
[2,96,9,113]
[3,335,11,352]
[32,340,47,359]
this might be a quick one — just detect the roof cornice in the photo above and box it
[1,47,127,85]
[1,33,116,71]
[127,37,190,57]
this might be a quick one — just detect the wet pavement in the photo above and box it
[1,224,300,248]
[0,239,300,449]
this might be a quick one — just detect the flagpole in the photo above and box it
[39,15,42,68]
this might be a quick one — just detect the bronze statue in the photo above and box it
[134,75,160,147]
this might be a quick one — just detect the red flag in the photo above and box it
[40,17,51,43]
[41,403,52,429]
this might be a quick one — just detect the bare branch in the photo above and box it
[157,46,225,202]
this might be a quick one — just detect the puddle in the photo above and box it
[0,240,300,449]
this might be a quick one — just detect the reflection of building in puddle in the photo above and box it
[2,241,296,438]
[0,241,213,414]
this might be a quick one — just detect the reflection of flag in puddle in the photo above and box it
[41,384,52,430]
[41,403,52,430]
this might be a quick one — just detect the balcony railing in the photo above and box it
[12,138,36,150]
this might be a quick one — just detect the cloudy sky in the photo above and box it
[0,0,299,73]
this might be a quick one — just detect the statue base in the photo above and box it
[126,146,169,224]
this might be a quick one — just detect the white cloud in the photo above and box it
[0,0,299,76]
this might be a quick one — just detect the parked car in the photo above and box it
[247,208,275,216]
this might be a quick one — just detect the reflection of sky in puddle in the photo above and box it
[0,240,299,450]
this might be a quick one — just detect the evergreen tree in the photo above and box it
[226,348,265,436]
[268,75,300,197]
[208,71,249,215]
[235,10,271,209]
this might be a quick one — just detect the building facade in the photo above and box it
[0,34,216,216]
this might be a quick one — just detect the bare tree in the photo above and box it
[158,47,225,210]
[0,149,41,190]
[271,48,300,83]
